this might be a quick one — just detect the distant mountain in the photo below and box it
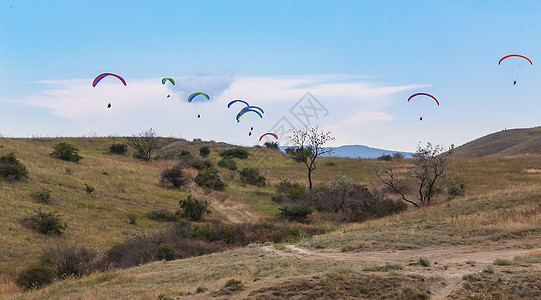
[452,127,541,157]
[279,145,413,159]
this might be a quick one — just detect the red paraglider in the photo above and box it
[92,73,127,87]
[259,132,278,141]
[407,93,439,106]
[498,54,532,65]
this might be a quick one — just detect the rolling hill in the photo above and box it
[1,137,540,299]
[452,126,541,157]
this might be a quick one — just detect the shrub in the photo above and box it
[279,205,313,223]
[0,152,28,180]
[153,245,181,261]
[194,168,226,190]
[199,146,210,157]
[109,143,128,154]
[15,264,55,290]
[160,166,189,189]
[178,195,211,221]
[418,257,430,267]
[85,183,94,194]
[223,279,243,288]
[219,147,249,159]
[493,258,513,266]
[191,159,213,170]
[147,208,178,222]
[239,168,266,187]
[50,142,82,163]
[445,174,466,200]
[217,158,237,171]
[32,188,53,204]
[41,242,97,278]
[128,214,137,225]
[264,141,279,150]
[482,265,494,274]
[20,209,66,235]
[377,154,393,161]
[272,179,306,203]
[177,150,194,158]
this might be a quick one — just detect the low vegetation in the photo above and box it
[1,134,541,298]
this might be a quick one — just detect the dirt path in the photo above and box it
[261,243,537,299]
[189,185,257,224]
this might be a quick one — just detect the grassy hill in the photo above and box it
[0,137,540,299]
[452,126,541,157]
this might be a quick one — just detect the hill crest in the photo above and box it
[452,126,541,157]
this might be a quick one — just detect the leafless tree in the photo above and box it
[127,128,161,162]
[376,142,453,207]
[290,126,335,189]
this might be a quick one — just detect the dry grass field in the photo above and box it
[0,137,540,299]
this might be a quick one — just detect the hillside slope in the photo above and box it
[452,127,541,157]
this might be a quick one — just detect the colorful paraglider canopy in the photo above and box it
[259,132,278,141]
[227,99,249,108]
[498,54,532,65]
[92,73,127,87]
[188,92,210,102]
[236,109,263,122]
[162,77,175,85]
[241,105,264,114]
[407,93,439,106]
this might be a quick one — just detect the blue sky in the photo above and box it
[1,1,541,151]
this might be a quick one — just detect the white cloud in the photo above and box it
[6,74,427,147]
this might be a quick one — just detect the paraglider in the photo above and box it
[161,77,175,85]
[92,73,127,87]
[236,108,263,122]
[188,92,210,102]
[407,93,439,121]
[259,132,278,141]
[498,54,532,85]
[162,78,175,98]
[227,99,249,108]
[93,73,126,109]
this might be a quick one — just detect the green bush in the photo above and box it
[217,158,237,171]
[160,166,189,189]
[178,195,211,221]
[20,209,67,235]
[279,205,313,223]
[85,183,94,194]
[219,147,249,159]
[109,143,128,154]
[32,188,53,204]
[147,208,178,222]
[418,257,430,267]
[128,214,137,225]
[15,264,55,290]
[199,146,210,157]
[272,179,306,203]
[50,142,82,162]
[194,168,226,190]
[239,168,266,187]
[153,245,182,261]
[190,159,213,170]
[264,141,279,150]
[177,150,193,159]
[0,152,28,180]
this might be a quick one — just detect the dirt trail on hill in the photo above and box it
[189,186,257,224]
[259,243,537,300]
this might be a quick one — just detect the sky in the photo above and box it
[1,0,541,152]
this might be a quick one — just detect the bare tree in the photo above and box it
[127,128,161,162]
[290,126,335,189]
[376,142,453,207]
